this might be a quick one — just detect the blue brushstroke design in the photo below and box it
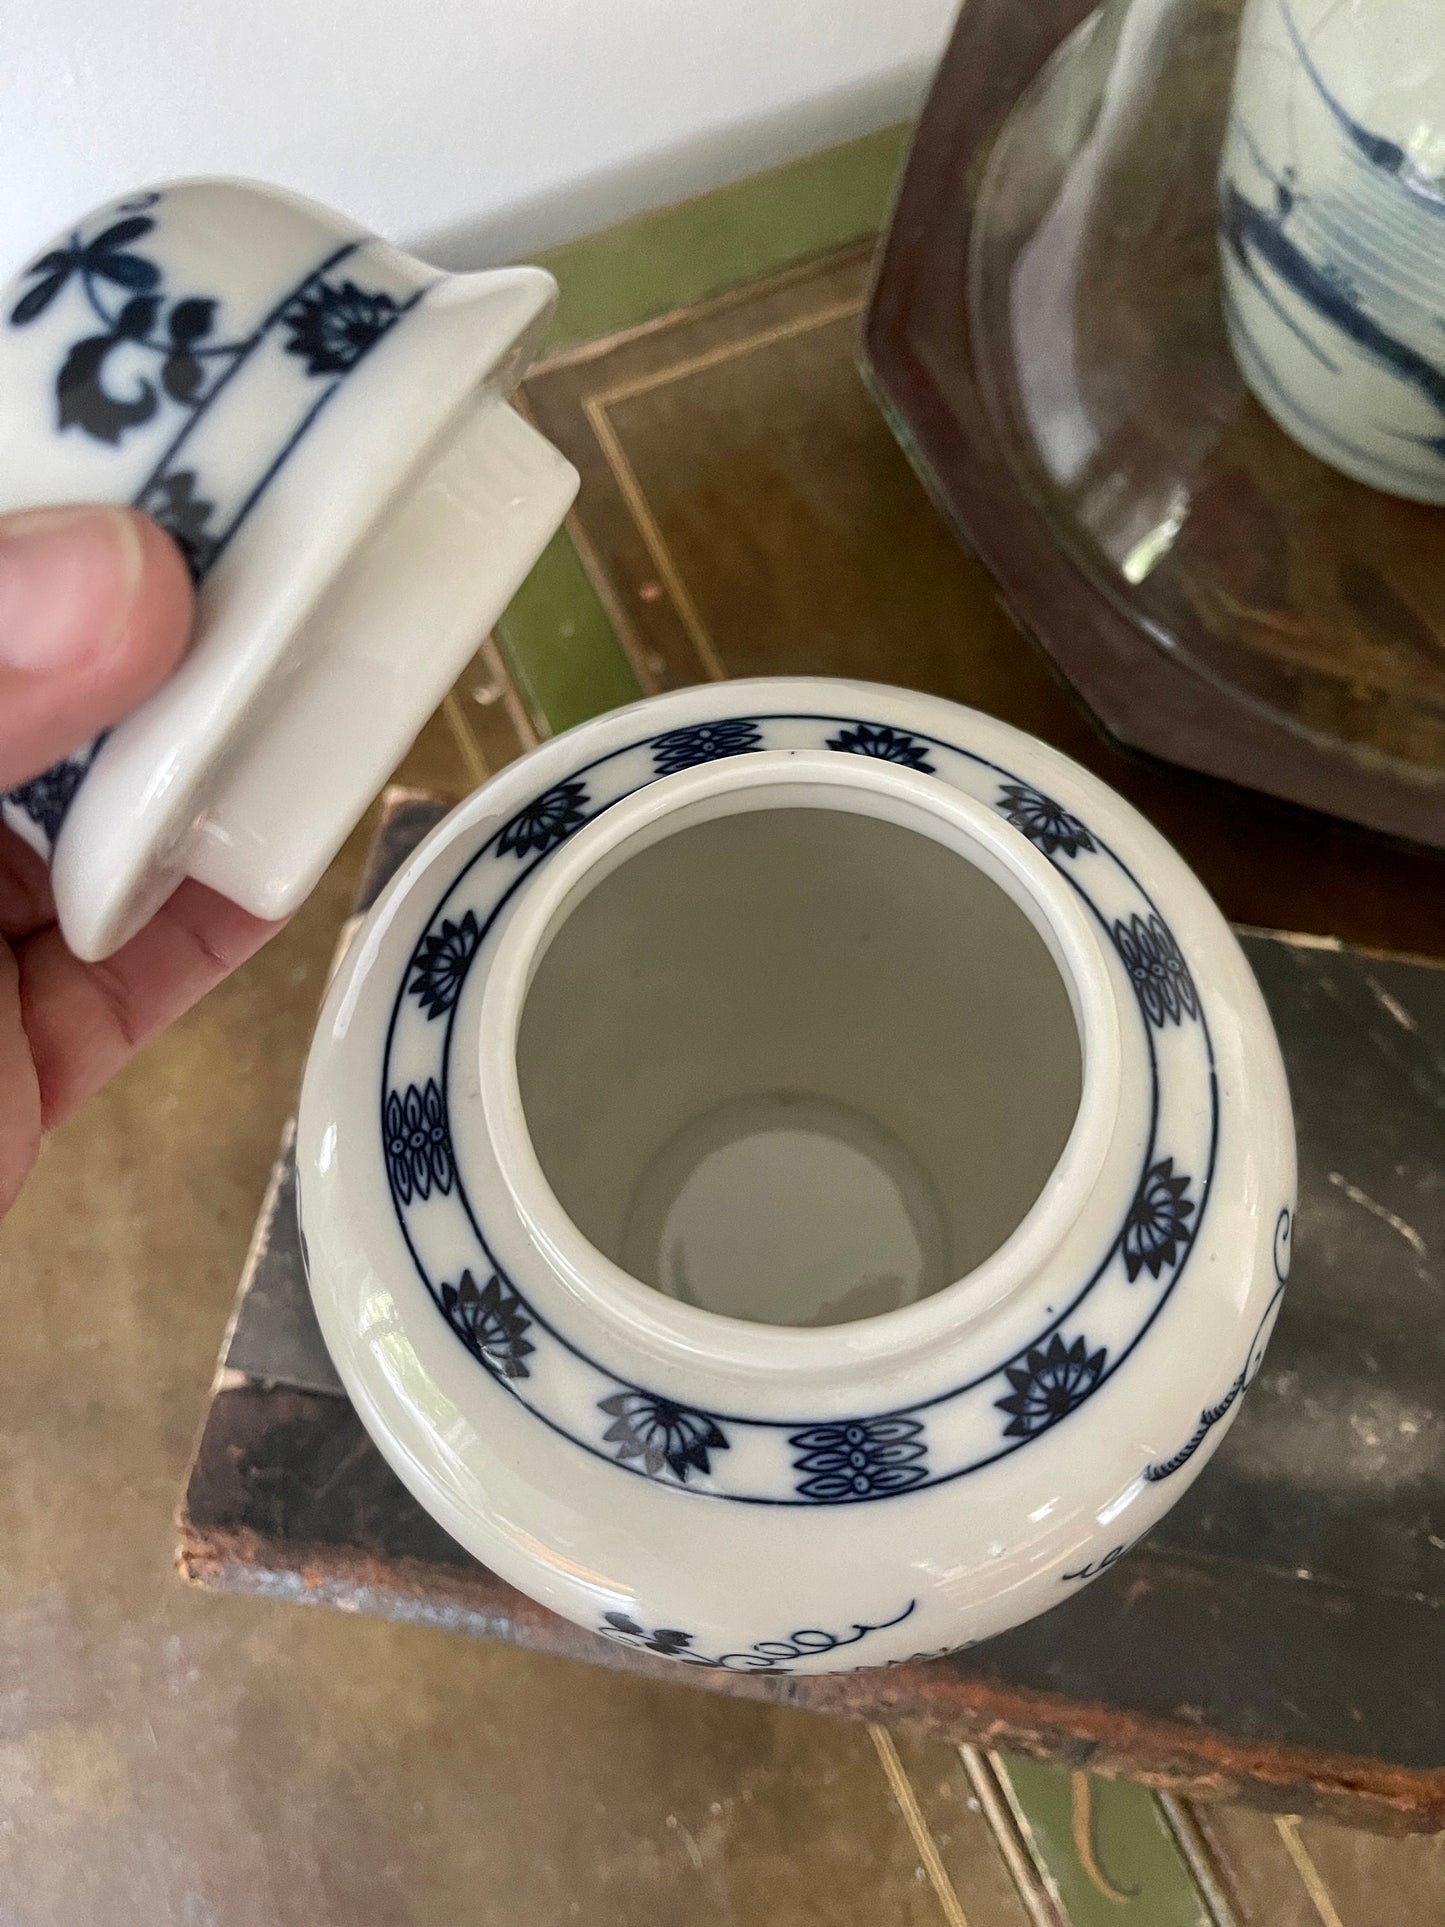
[1220,3,1445,460]
[1282,2,1445,211]
[1219,180,1445,418]
[1224,278,1444,491]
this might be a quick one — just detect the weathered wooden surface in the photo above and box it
[181,793,1445,1835]
[523,246,1445,960]
[863,0,1445,850]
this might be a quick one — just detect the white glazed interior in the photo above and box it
[518,802,1082,1327]
[482,752,1123,1357]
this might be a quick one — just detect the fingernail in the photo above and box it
[0,505,143,673]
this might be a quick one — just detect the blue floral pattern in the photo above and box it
[136,469,217,580]
[1123,1159,1196,1282]
[2,191,423,851]
[376,712,1230,1506]
[383,1079,453,1204]
[1145,1258,1288,1481]
[790,1418,927,1502]
[996,1334,1108,1439]
[409,910,481,1018]
[650,720,762,776]
[1113,912,1199,1026]
[497,780,589,859]
[598,1391,729,1483]
[439,1269,534,1380]
[996,782,1096,859]
[10,207,250,447]
[10,215,407,442]
[281,279,403,375]
[1219,4,1445,498]
[825,722,935,771]
[599,1599,916,1671]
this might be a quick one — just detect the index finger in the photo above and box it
[0,507,193,791]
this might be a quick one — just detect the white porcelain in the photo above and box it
[0,177,579,959]
[298,677,1295,1673]
[1220,0,1445,502]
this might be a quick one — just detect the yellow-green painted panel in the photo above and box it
[536,124,910,352]
[496,528,641,735]
[998,1757,1215,1927]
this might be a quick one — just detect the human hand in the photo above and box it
[1,505,277,1215]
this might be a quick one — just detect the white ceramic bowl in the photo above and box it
[0,178,578,958]
[298,678,1295,1673]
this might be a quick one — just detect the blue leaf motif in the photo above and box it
[408,910,482,1018]
[56,295,162,443]
[136,470,218,581]
[1112,913,1199,1026]
[9,215,160,327]
[599,1391,729,1483]
[439,1268,533,1380]
[825,722,935,771]
[650,721,762,776]
[789,1417,927,1502]
[383,1079,454,1204]
[996,1334,1106,1440]
[161,297,217,403]
[497,781,589,859]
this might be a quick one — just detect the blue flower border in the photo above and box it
[1,191,424,851]
[377,712,1231,1505]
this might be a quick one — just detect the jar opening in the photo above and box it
[515,802,1083,1329]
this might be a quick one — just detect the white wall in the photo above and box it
[2,0,954,273]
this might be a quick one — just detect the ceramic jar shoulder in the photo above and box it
[298,676,1295,1672]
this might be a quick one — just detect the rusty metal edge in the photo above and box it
[175,1505,1445,1837]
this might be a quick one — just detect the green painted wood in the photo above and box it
[495,528,642,734]
[998,1756,1217,1926]
[534,124,910,352]
[500,128,913,726]
[504,128,909,728]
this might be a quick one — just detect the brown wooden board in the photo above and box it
[863,0,1445,851]
[181,792,1445,1835]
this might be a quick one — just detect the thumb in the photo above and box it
[0,506,194,791]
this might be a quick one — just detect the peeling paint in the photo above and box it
[1365,976,1419,1033]
[1326,1172,1429,1260]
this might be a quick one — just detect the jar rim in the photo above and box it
[475,749,1125,1381]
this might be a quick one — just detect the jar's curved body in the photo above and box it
[298,678,1294,1673]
